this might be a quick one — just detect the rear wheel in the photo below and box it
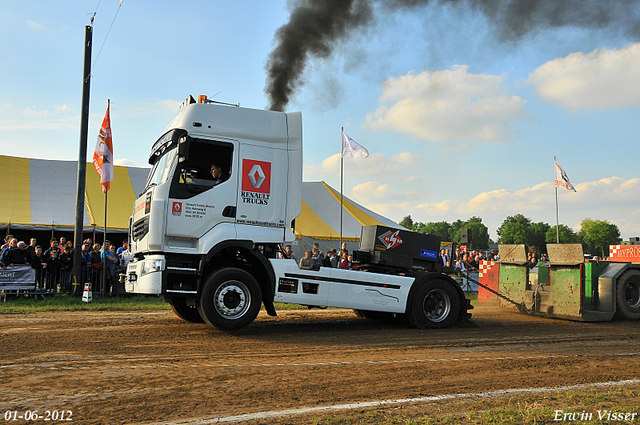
[169,297,204,323]
[197,268,262,330]
[615,269,640,320]
[406,279,460,329]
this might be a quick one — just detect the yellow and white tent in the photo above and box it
[296,181,399,240]
[292,181,401,257]
[0,155,400,249]
[0,154,148,232]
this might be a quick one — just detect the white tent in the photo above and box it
[292,181,402,258]
[0,154,148,233]
[0,155,401,253]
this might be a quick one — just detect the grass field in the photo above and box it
[0,293,170,313]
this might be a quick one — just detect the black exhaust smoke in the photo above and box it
[265,0,640,112]
[264,0,374,112]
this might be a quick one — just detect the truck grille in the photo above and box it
[132,216,150,241]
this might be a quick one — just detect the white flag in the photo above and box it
[555,161,576,192]
[341,131,369,158]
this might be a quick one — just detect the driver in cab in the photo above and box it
[210,163,225,185]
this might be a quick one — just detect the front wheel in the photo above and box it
[615,269,640,320]
[197,268,262,331]
[169,297,205,323]
[406,279,460,329]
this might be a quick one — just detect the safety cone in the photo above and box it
[82,283,92,303]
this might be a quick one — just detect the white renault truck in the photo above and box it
[125,95,472,331]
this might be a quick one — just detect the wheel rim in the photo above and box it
[422,289,451,323]
[624,280,640,309]
[214,280,251,319]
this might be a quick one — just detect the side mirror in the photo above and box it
[177,136,190,163]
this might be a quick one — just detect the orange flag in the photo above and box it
[93,103,114,193]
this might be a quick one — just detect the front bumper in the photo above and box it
[125,255,165,295]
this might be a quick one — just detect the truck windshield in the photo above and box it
[144,147,176,191]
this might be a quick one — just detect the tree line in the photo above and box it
[399,214,622,257]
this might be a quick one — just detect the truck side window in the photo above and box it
[169,139,234,199]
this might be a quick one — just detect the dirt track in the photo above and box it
[1,304,640,424]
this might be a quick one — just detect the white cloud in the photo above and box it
[115,158,139,166]
[528,43,640,110]
[0,103,76,131]
[24,105,52,117]
[26,20,44,30]
[351,181,389,203]
[416,200,454,215]
[126,99,182,118]
[0,118,76,131]
[304,150,420,179]
[366,65,527,143]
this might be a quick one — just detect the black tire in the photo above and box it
[169,297,205,323]
[406,279,460,329]
[354,310,394,321]
[197,268,262,331]
[615,269,640,320]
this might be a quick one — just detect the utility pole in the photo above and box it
[72,25,93,292]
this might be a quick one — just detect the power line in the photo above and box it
[92,0,124,71]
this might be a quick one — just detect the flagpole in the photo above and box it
[340,127,344,252]
[103,188,107,296]
[554,156,559,243]
[102,99,110,296]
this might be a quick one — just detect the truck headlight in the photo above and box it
[140,258,165,276]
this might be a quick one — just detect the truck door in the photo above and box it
[165,137,238,239]
[235,143,288,239]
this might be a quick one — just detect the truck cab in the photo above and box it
[126,96,302,323]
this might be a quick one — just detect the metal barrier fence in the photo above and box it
[1,262,126,299]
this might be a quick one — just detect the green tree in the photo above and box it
[546,224,578,244]
[419,221,452,241]
[449,219,464,244]
[399,215,414,230]
[412,221,427,234]
[497,214,531,244]
[526,221,550,253]
[450,217,490,249]
[578,218,621,257]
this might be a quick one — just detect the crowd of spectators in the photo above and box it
[1,234,133,295]
[278,241,509,274]
[441,246,500,273]
[278,242,359,271]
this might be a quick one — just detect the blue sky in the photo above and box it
[2,1,640,241]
